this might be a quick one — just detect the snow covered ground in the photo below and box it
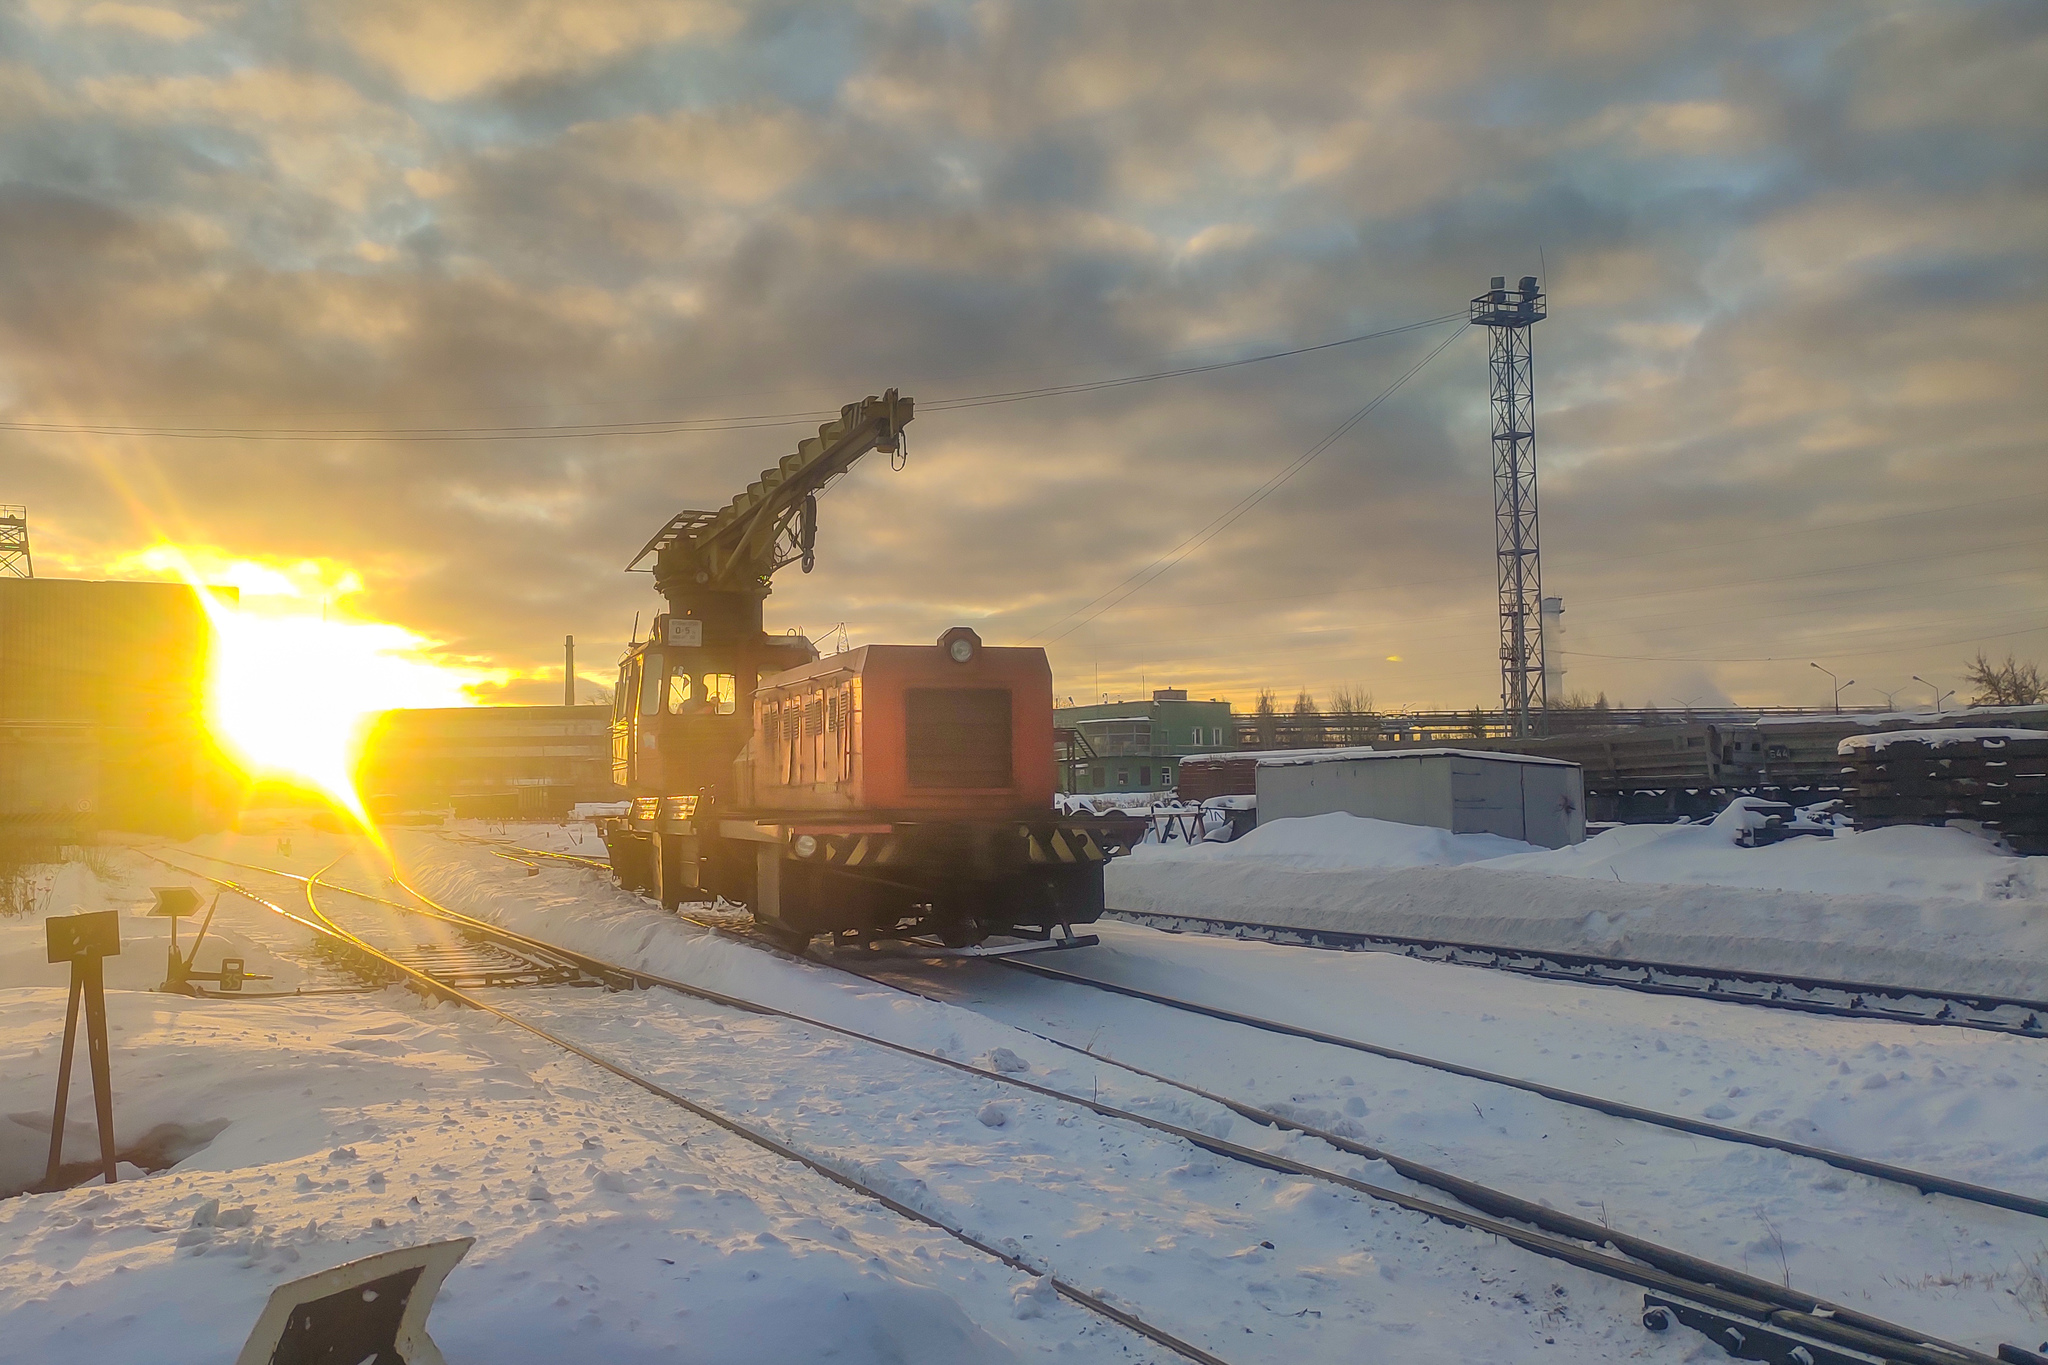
[1109,808,2048,997]
[0,824,2042,1361]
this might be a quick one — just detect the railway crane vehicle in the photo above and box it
[601,390,1132,949]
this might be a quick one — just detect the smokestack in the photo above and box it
[564,634,575,706]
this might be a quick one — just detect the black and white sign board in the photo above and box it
[665,617,703,647]
[234,1237,472,1365]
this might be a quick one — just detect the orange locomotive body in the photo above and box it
[745,631,1055,816]
[608,627,1128,949]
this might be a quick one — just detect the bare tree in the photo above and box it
[1328,685,1377,746]
[1289,689,1322,748]
[1963,652,2046,707]
[1253,689,1278,749]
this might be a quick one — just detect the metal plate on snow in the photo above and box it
[234,1238,472,1365]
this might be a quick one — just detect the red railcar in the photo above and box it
[606,626,1129,947]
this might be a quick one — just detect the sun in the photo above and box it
[206,608,482,817]
[114,545,495,818]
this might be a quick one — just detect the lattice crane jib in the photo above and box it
[1470,278,1546,737]
[631,391,912,608]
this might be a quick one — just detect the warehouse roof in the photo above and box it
[1254,746,1577,769]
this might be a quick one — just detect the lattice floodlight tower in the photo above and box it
[1471,276,1546,737]
[0,505,30,578]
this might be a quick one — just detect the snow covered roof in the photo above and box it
[1758,704,2048,729]
[1837,728,2048,754]
[1254,746,1577,769]
[1178,746,1348,766]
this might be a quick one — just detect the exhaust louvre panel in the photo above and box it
[905,688,1011,789]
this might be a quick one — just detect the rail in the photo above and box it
[1106,909,2048,1036]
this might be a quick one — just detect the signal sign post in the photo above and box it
[44,910,122,1188]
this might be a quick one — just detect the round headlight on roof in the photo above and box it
[937,626,982,664]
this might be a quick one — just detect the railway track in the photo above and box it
[472,840,2048,1218]
[993,955,2048,1222]
[185,841,2047,1365]
[1105,909,2048,1036]
[480,836,2048,1036]
[154,854,1227,1365]
[466,839,2048,1218]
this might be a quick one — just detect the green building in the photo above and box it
[1054,688,1234,794]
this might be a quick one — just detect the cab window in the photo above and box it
[704,674,736,716]
[666,670,694,713]
[637,654,664,716]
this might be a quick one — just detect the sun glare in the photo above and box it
[117,545,494,817]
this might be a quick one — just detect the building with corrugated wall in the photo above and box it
[355,705,622,818]
[0,578,236,838]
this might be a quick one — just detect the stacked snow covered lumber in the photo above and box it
[1839,728,2048,853]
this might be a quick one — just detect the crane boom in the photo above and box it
[631,390,913,603]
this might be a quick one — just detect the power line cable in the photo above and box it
[1038,326,1468,646]
[1102,491,2048,617]
[0,314,1465,444]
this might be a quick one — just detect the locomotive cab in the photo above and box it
[609,615,814,799]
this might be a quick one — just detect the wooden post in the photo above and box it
[82,954,117,1183]
[44,971,83,1188]
[44,910,122,1189]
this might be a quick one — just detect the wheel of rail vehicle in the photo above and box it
[937,913,985,949]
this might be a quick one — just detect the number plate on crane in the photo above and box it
[666,618,703,647]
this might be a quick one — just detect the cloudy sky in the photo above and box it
[4,0,2043,713]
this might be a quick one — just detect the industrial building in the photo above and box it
[0,577,236,838]
[1250,747,1585,847]
[354,704,621,818]
[1054,688,1233,794]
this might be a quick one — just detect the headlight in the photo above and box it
[793,834,819,858]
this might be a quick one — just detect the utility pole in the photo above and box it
[1471,276,1547,736]
[564,635,575,707]
[0,505,31,578]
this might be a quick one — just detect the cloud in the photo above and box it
[314,0,741,101]
[0,0,2040,716]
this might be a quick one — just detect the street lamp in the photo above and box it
[1810,662,1854,714]
[1910,675,1953,714]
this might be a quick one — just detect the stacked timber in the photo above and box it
[1176,746,1362,800]
[1839,728,2048,854]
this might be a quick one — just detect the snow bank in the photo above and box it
[1109,813,2048,996]
[1125,811,1543,870]
[0,845,1091,1364]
